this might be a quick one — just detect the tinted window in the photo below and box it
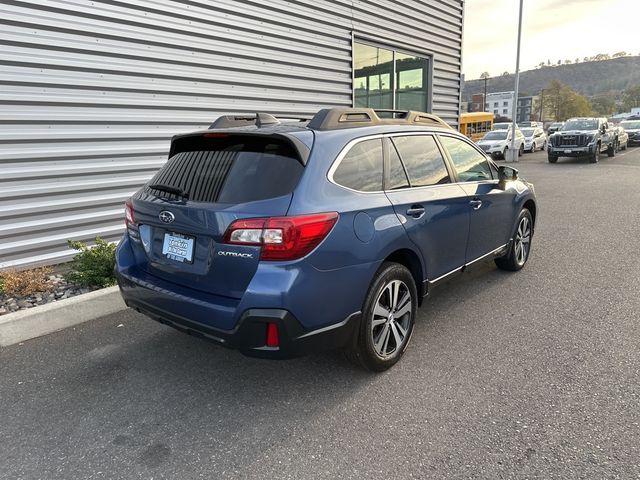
[387,142,410,190]
[147,136,303,204]
[333,139,383,192]
[439,136,493,182]
[392,135,449,187]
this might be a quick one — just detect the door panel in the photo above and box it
[385,186,470,280]
[457,181,516,261]
[384,135,469,280]
[437,134,516,262]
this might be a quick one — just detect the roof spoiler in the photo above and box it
[209,113,308,129]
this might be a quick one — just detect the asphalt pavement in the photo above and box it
[2,146,640,479]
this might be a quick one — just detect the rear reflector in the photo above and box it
[266,323,279,348]
[223,212,338,261]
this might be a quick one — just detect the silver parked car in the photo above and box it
[521,127,547,153]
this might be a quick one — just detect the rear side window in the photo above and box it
[332,139,383,192]
[391,135,450,187]
[439,135,493,182]
[146,136,303,204]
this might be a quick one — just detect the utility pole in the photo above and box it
[539,89,545,123]
[506,0,524,163]
[483,76,488,112]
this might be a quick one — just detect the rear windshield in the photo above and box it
[621,121,640,129]
[147,135,303,204]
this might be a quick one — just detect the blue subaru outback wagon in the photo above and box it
[116,108,537,371]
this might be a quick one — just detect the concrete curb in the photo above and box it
[0,286,126,347]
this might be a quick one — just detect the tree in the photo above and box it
[622,85,640,110]
[612,51,627,58]
[543,80,593,121]
[564,59,572,64]
[480,72,490,79]
[591,93,617,116]
[594,53,610,61]
[537,62,546,69]
[575,57,580,64]
[502,71,510,76]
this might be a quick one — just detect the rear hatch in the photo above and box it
[128,132,308,299]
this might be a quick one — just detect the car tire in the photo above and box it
[548,154,558,163]
[503,147,508,159]
[346,262,417,372]
[518,144,524,156]
[590,144,600,163]
[607,141,616,157]
[495,208,533,272]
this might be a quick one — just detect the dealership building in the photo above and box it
[0,1,465,269]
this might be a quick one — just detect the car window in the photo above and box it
[387,141,410,190]
[439,135,493,182]
[333,138,383,192]
[147,136,304,204]
[391,135,450,187]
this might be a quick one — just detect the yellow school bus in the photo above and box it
[459,112,493,142]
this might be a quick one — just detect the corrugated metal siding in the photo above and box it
[0,0,463,269]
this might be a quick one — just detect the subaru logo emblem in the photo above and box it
[159,211,175,224]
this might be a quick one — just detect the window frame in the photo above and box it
[327,131,500,194]
[351,36,434,112]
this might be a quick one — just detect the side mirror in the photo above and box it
[498,165,518,182]
[600,125,606,134]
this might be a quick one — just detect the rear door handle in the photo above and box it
[406,205,425,218]
[469,199,482,210]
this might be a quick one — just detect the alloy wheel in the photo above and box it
[371,280,412,359]
[514,216,531,266]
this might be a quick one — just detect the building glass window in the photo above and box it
[354,41,429,112]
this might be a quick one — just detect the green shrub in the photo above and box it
[66,237,117,288]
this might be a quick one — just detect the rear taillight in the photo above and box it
[125,199,136,227]
[223,212,338,261]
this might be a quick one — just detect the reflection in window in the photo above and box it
[354,43,393,109]
[439,136,493,182]
[395,52,428,111]
[333,139,383,192]
[354,42,430,112]
[392,136,449,187]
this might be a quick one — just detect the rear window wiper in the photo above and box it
[148,183,189,198]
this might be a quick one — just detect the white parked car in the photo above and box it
[521,127,547,153]
[477,129,525,159]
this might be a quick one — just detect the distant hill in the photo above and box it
[462,56,640,101]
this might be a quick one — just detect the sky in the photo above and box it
[462,0,640,80]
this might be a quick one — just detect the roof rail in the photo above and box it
[208,113,310,129]
[307,108,452,131]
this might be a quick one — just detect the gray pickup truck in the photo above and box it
[547,117,616,163]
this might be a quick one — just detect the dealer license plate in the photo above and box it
[564,149,572,154]
[162,232,195,263]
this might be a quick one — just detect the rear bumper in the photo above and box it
[117,271,360,359]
